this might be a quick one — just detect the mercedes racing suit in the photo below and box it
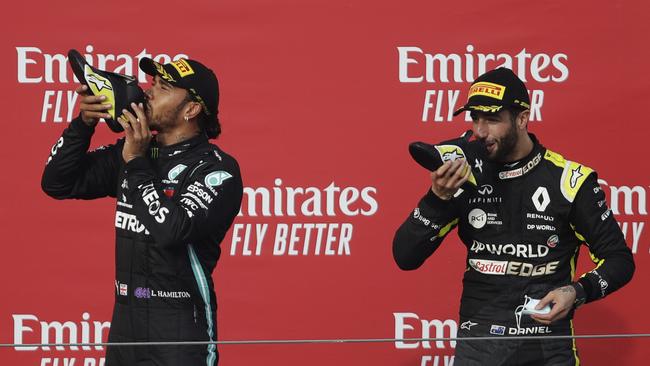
[42,118,243,366]
[393,134,634,366]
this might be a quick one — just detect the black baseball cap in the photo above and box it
[453,68,530,116]
[139,57,219,122]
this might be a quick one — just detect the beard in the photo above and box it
[146,101,185,132]
[488,120,518,162]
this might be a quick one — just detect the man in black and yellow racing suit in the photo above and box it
[393,68,634,365]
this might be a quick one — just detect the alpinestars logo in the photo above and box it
[474,158,483,173]
[460,320,478,330]
[570,166,583,188]
[85,70,112,92]
[443,150,462,161]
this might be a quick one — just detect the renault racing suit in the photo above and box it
[42,117,243,366]
[393,134,634,365]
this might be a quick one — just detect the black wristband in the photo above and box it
[571,282,587,309]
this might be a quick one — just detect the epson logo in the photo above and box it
[397,45,569,84]
[393,312,457,350]
[16,45,188,84]
[598,179,648,216]
[12,313,110,351]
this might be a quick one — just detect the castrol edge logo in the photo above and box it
[468,82,505,100]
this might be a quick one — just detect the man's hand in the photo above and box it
[117,103,152,163]
[530,285,576,325]
[77,85,112,127]
[430,159,471,200]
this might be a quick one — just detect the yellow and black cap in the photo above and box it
[453,67,530,116]
[139,57,219,123]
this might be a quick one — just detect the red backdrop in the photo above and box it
[1,1,648,365]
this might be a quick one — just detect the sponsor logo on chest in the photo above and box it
[468,258,559,277]
[470,240,550,258]
[468,208,502,229]
[115,211,150,234]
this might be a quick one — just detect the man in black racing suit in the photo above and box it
[42,57,243,366]
[393,68,634,365]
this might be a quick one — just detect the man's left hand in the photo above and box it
[117,103,152,163]
[530,285,576,325]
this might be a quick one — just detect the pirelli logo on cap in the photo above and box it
[171,59,195,77]
[469,82,505,100]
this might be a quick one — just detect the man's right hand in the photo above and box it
[77,85,112,127]
[430,159,471,200]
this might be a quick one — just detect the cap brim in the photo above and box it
[139,57,160,77]
[454,104,507,116]
[453,106,469,116]
[139,58,184,86]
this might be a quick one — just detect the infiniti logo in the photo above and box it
[478,184,493,195]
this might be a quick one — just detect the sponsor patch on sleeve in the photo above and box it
[559,161,593,202]
[205,171,233,187]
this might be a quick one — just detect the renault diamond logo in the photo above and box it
[532,187,550,212]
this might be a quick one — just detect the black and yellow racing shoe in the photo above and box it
[408,130,487,188]
[68,49,145,133]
